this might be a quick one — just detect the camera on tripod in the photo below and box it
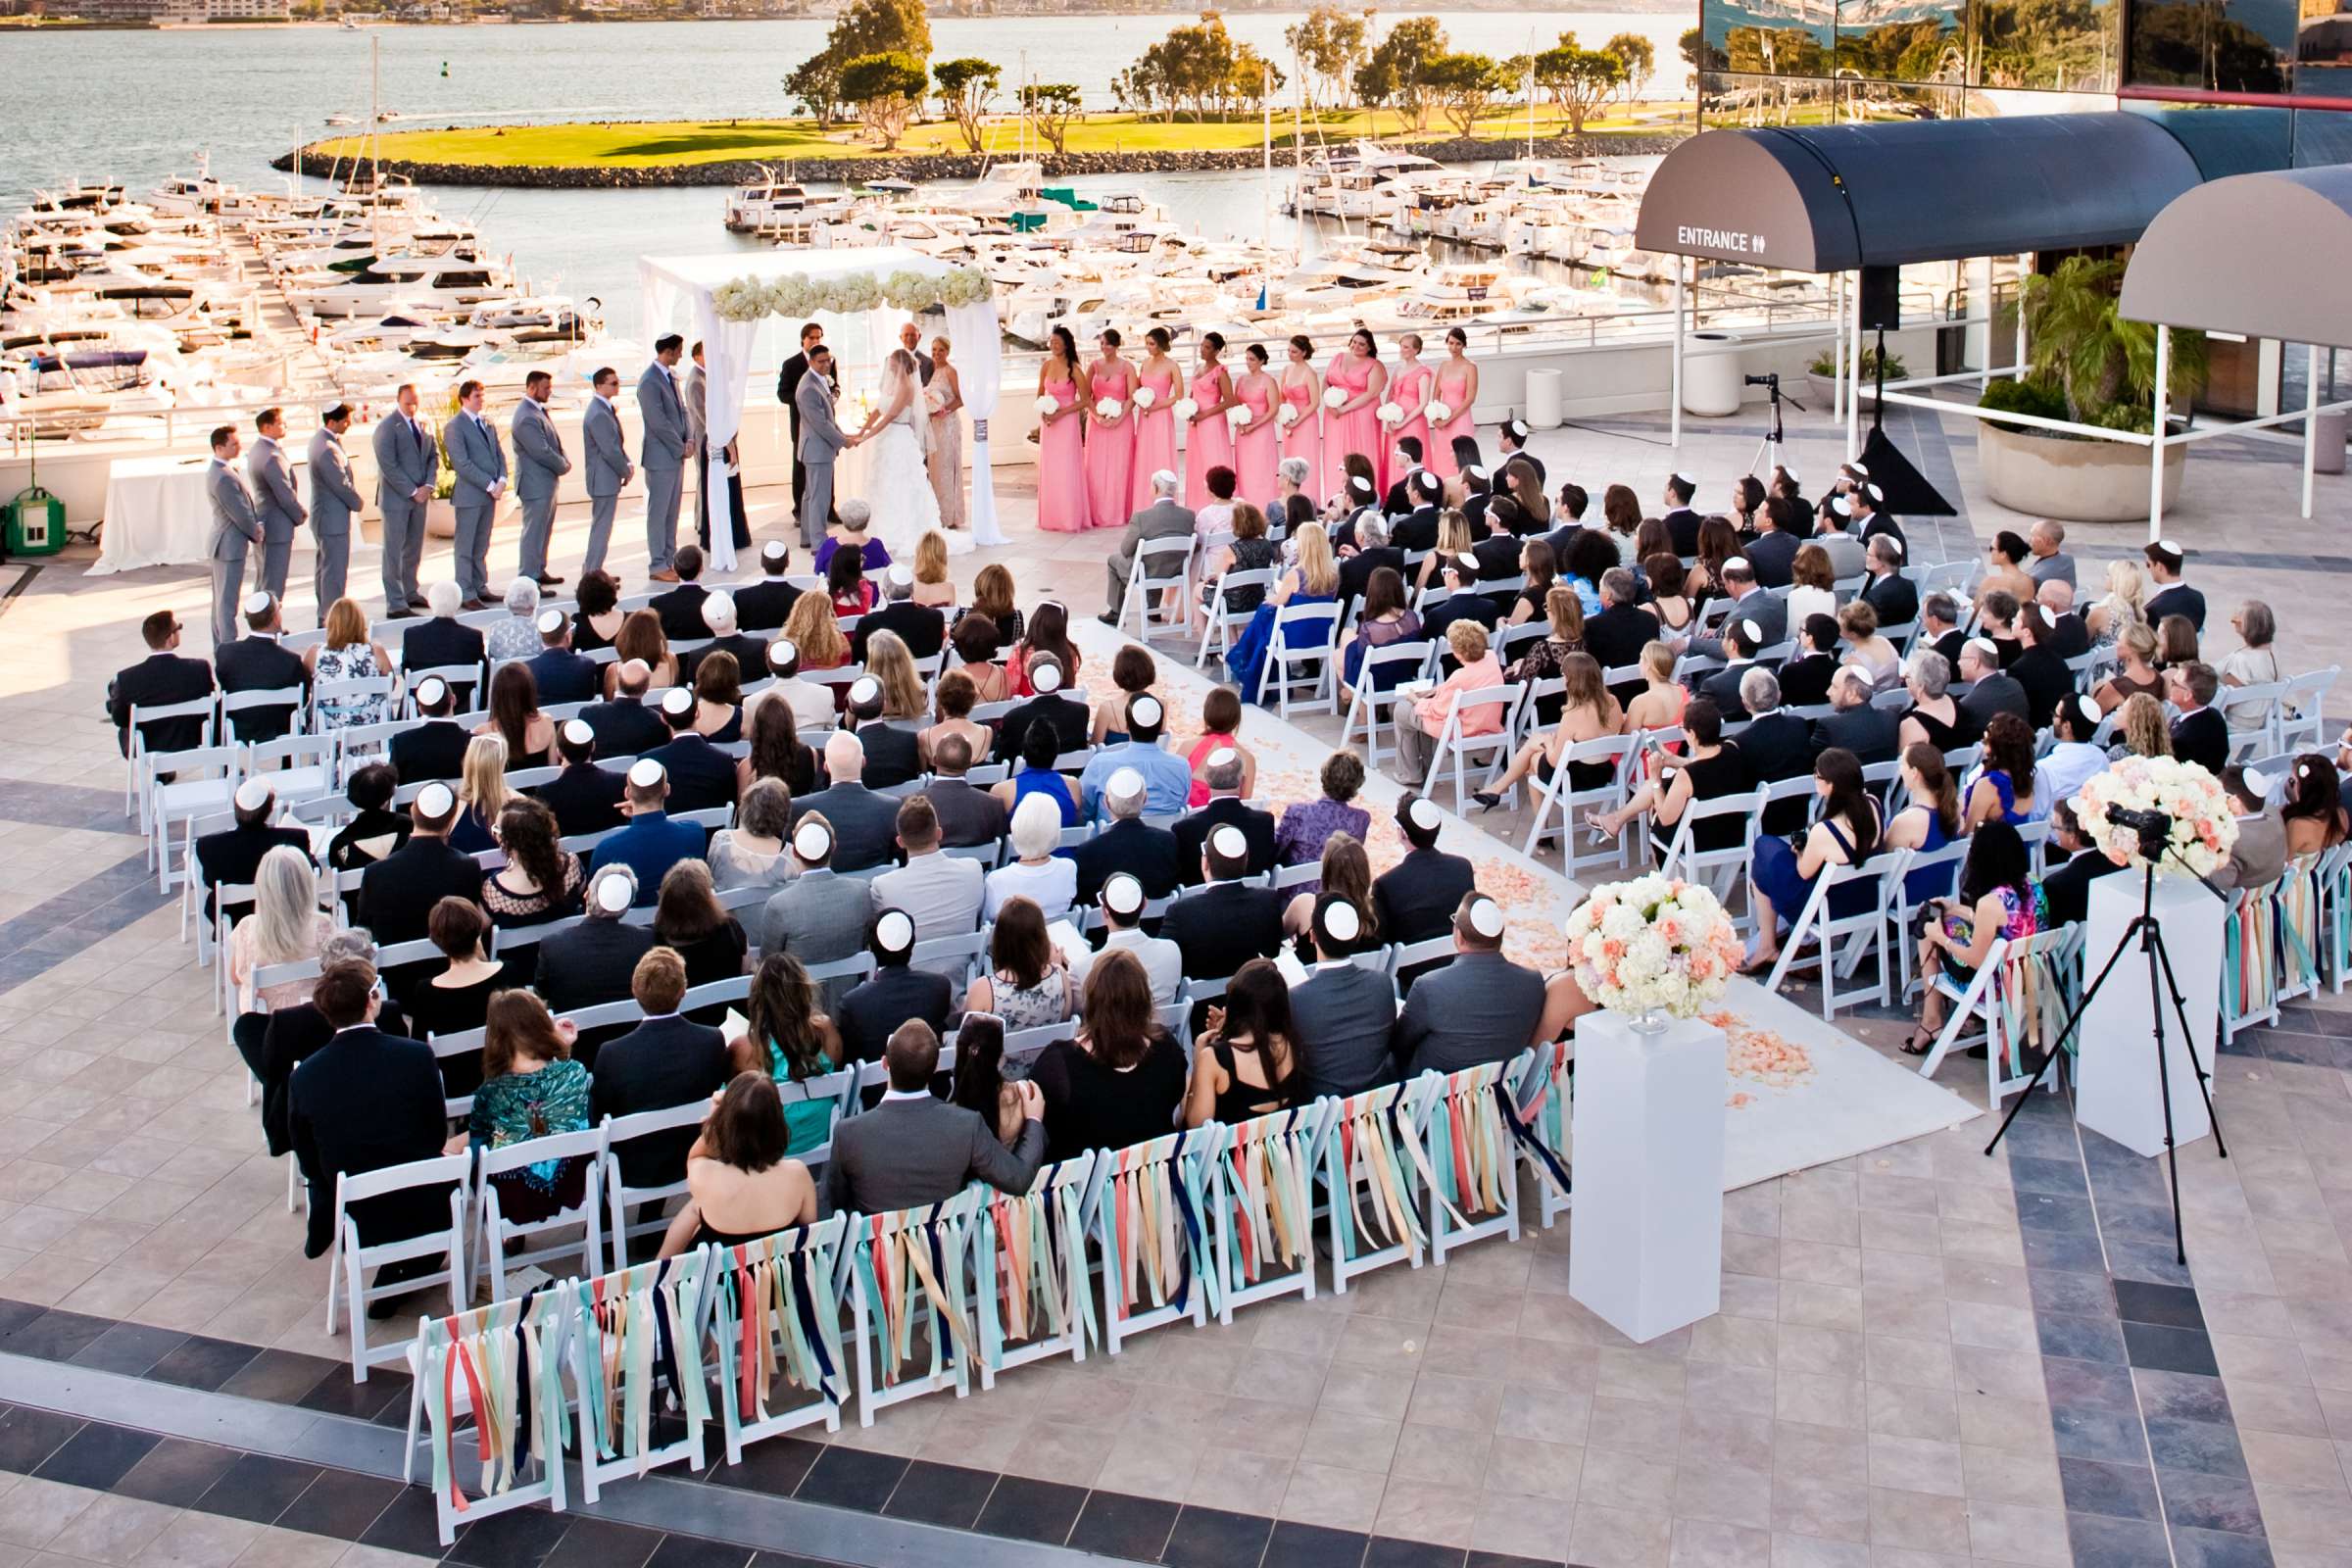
[1743,373,1779,389]
[2104,803,2175,858]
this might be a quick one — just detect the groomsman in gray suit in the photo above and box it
[207,424,263,647]
[582,367,632,577]
[442,378,507,609]
[638,334,692,581]
[372,383,438,618]
[246,407,305,603]
[795,342,851,552]
[306,404,364,617]
[510,369,570,589]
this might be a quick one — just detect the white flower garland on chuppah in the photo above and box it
[710,266,992,323]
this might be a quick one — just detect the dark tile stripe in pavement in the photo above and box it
[0,847,171,996]
[0,780,144,834]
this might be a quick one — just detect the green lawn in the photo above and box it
[316,105,1684,170]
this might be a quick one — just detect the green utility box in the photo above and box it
[4,486,66,557]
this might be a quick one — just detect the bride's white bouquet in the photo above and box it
[1034,394,1058,417]
[1225,404,1251,430]
[1276,405,1301,428]
[1563,875,1742,1021]
[1095,397,1123,419]
[1170,397,1199,422]
[1322,386,1347,411]
[1426,400,1453,425]
[1132,386,1157,411]
[1376,402,1404,426]
[2076,757,2237,878]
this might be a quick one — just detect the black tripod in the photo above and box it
[1742,371,1804,480]
[1982,832,2229,1266]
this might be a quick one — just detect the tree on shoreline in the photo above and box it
[841,51,928,149]
[1602,31,1654,109]
[1354,16,1446,136]
[1537,35,1624,143]
[1284,3,1366,111]
[1423,52,1503,137]
[1019,82,1082,153]
[785,0,931,130]
[933,57,1001,153]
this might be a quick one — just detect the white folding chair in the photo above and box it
[244,731,338,806]
[1917,925,2085,1106]
[1266,602,1342,719]
[571,1251,715,1499]
[311,676,398,734]
[220,685,306,745]
[847,1189,984,1425]
[1341,638,1435,771]
[1761,849,1911,1018]
[1094,1126,1227,1353]
[973,1153,1104,1382]
[124,695,218,819]
[707,1216,853,1461]
[1209,1101,1333,1320]
[2278,666,2339,755]
[1522,733,1639,869]
[1423,682,1524,814]
[148,745,244,888]
[323,1150,473,1381]
[1119,534,1197,642]
[1196,567,1276,668]
[1655,787,1766,924]
[474,1126,607,1302]
[1405,1060,1521,1265]
[403,1288,572,1545]
[1318,1083,1425,1292]
[601,1100,713,1266]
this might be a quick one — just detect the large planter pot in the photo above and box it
[425,498,458,540]
[1980,420,2185,522]
[1805,370,1880,412]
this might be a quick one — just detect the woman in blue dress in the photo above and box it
[1886,742,1966,909]
[1964,712,2042,828]
[1226,520,1340,706]
[991,722,1080,827]
[1744,748,1885,974]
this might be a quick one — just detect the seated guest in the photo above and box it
[406,899,505,1091]
[1396,620,1505,787]
[1091,645,1162,747]
[2039,800,2127,925]
[2220,599,2280,733]
[1474,652,1622,815]
[691,594,770,690]
[1785,543,1838,631]
[986,795,1079,923]
[947,613,1011,707]
[1838,600,1905,695]
[1173,747,1277,883]
[646,688,740,813]
[523,607,600,705]
[401,581,487,709]
[569,568,625,654]
[789,730,899,872]
[1584,568,1660,695]
[2118,692,2174,760]
[1810,666,1900,765]
[1282,832,1378,962]
[1904,822,2042,1056]
[1743,749,1883,975]
[481,796,584,930]
[993,722,1081,826]
[288,959,450,1308]
[390,675,470,787]
[1274,752,1370,893]
[580,658,670,759]
[656,1073,819,1256]
[2039,695,2110,810]
[217,593,310,740]
[994,651,1089,765]
[852,564,946,663]
[760,636,838,738]
[260,930,394,1156]
[1860,536,1917,629]
[2007,605,2075,731]
[648,544,712,640]
[450,733,513,854]
[602,611,679,698]
[358,783,481,945]
[1957,639,2030,731]
[1065,872,1183,1004]
[1587,700,1754,868]
[197,776,311,924]
[1032,949,1187,1159]
[909,531,956,609]
[1738,667,1818,835]
[838,909,954,1064]
[1182,687,1258,808]
[533,718,629,839]
[2093,622,2169,716]
[2037,579,2092,660]
[844,675,921,791]
[1336,562,1420,708]
[708,777,795,894]
[918,670,992,777]
[735,540,804,634]
[458,991,593,1224]
[1501,586,1586,722]
[964,894,1077,1030]
[1290,896,1398,1098]
[872,795,985,941]
[813,498,891,576]
[2284,756,2350,858]
[2143,538,2205,632]
[1778,614,1842,709]
[1166,823,1286,1008]
[826,542,876,618]
[1071,768,1182,906]
[740,689,820,800]
[783,588,853,686]
[973,564,1027,651]
[1896,652,1982,756]
[1079,695,1192,820]
[226,844,336,1080]
[1917,593,1966,674]
[534,866,657,1037]
[1182,958,1300,1127]
[109,609,213,759]
[2168,662,2230,775]
[688,650,747,744]
[485,577,547,665]
[327,762,412,872]
[1684,557,1785,659]
[757,816,872,1009]
[1693,618,1765,720]
[922,733,1010,848]
[1334,511,1403,617]
[1372,795,1477,956]
[730,952,845,1152]
[306,598,394,731]
[1965,712,2041,828]
[1394,893,1548,1074]
[824,1020,1045,1214]
[590,946,731,1190]
[2212,765,2286,892]
[950,1015,1026,1147]
[589,759,706,902]
[655,858,749,1013]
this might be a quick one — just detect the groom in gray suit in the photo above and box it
[246,407,305,603]
[638,335,692,581]
[510,369,570,588]
[443,378,507,609]
[795,343,851,552]
[206,424,263,647]
[581,367,632,577]
[372,382,438,618]
[306,404,364,618]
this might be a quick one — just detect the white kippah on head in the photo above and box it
[761,539,790,567]
[416,675,448,707]
[1965,637,1998,662]
[1780,465,1800,482]
[627,759,666,789]
[594,873,633,913]
[875,908,914,951]
[768,637,798,668]
[1132,694,1163,728]
[1351,476,1374,497]
[1032,661,1063,694]
[1866,482,1884,502]
[662,687,695,716]
[1464,465,1487,481]
[2073,694,2101,725]
[537,608,565,635]
[1740,618,1763,643]
[1152,467,1178,489]
[1454,552,1479,572]
[888,564,914,587]
[1886,536,1905,557]
[792,818,833,860]
[1847,461,1870,477]
[849,675,881,707]
[1673,470,1695,485]
[1107,766,1147,800]
[1210,824,1248,861]
[1831,496,1852,516]
[1725,556,1750,572]
[234,777,273,812]
[563,718,594,746]
[702,590,736,628]
[1507,417,1530,438]
[1103,872,1146,916]
[241,591,271,615]
[2160,538,2182,555]
[1321,899,1363,944]
[416,781,456,818]
[1207,747,1238,769]
[1466,896,1504,940]
[2038,604,2057,626]
[2245,766,2277,796]
[1405,797,1442,833]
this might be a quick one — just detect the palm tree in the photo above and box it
[2021,255,2206,427]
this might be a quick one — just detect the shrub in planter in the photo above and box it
[1807,345,1905,382]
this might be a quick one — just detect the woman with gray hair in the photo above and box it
[1895,650,1980,755]
[985,793,1078,922]
[1274,455,1315,537]
[228,843,336,1073]
[708,777,795,892]
[2221,600,2280,732]
[486,577,543,664]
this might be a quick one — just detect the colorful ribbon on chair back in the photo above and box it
[713,1221,847,1422]
[976,1157,1097,1368]
[2321,848,2352,983]
[2278,858,2321,998]
[852,1192,977,1390]
[419,1285,567,1514]
[1419,1063,1511,1222]
[574,1256,710,1475]
[1327,1088,1424,1261]
[1985,935,2073,1074]
[1502,1045,1573,1200]
[2224,888,2280,1027]
[1099,1130,1219,1322]
[1216,1109,1314,1288]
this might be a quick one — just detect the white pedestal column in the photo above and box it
[2074,871,2225,1158]
[1568,1011,1727,1344]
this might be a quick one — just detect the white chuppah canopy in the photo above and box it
[637,246,1004,568]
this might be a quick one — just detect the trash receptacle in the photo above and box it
[1681,331,1745,417]
[2317,410,2347,476]
[1524,368,1563,430]
[3,487,66,557]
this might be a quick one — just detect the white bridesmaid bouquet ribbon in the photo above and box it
[1426,400,1453,425]
[1034,394,1058,416]
[1169,397,1199,422]
[1276,405,1301,428]
[1376,402,1404,426]
[1095,397,1124,418]
[1132,386,1156,411]
[1322,386,1347,410]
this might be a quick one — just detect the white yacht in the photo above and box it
[285,252,515,318]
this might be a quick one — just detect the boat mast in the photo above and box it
[1260,60,1272,280]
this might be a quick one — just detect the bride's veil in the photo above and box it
[886,348,933,457]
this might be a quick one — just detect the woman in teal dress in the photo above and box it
[731,952,845,1157]
[461,990,592,1222]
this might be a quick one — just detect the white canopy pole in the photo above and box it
[2147,323,2170,544]
[1831,271,1844,427]
[1845,272,1863,462]
[2305,341,2321,520]
[1670,258,1685,449]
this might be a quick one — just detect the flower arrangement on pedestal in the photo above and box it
[1562,875,1742,1026]
[2075,757,2236,877]
[710,265,992,324]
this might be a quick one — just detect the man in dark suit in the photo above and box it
[389,676,470,787]
[1337,513,1404,611]
[790,730,901,872]
[2143,539,2204,632]
[1496,420,1544,486]
[288,960,452,1308]
[1956,641,2032,731]
[2168,663,2230,774]
[1741,507,1801,589]
[825,1020,1045,1213]
[1373,795,1477,988]
[196,776,312,923]
[919,733,1008,849]
[1072,769,1183,906]
[591,947,731,1191]
[581,659,671,759]
[1379,438,1425,515]
[1164,824,1285,991]
[1686,561,1785,660]
[683,592,771,687]
[1390,471,1446,554]
[1394,894,1549,1076]
[645,689,740,812]
[842,679,921,791]
[1810,668,1900,764]
[2035,581,2091,661]
[535,865,658,1022]
[215,593,310,741]
[837,909,954,1064]
[532,718,628,837]
[259,931,406,1155]
[993,655,1089,764]
[522,610,601,706]
[1660,472,1703,557]
[399,582,487,710]
[853,566,947,663]
[1776,616,1842,709]
[590,760,709,902]
[1586,570,1659,692]
[734,540,805,634]
[1172,748,1276,886]
[1734,668,1818,835]
[647,544,712,642]
[1846,484,1904,558]
[1290,897,1398,1098]
[2009,607,2076,736]
[1860,537,1917,629]
[108,610,214,759]
[2039,802,2126,927]
[1695,622,1765,721]
[358,784,483,946]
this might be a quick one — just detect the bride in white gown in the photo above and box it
[853,348,972,558]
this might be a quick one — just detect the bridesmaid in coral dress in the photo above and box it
[1387,332,1435,493]
[1129,327,1182,514]
[1320,329,1388,504]
[1278,334,1322,503]
[1035,324,1090,533]
[1183,331,1237,512]
[1085,329,1138,529]
[1231,343,1280,509]
[1427,325,1479,479]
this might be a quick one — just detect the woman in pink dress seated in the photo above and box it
[1387,332,1435,492]
[1036,324,1090,533]
[1232,343,1280,509]
[1428,325,1478,479]
[1278,334,1321,504]
[1320,328,1388,504]
[1085,328,1138,530]
[1184,331,1237,512]
[1130,326,1182,514]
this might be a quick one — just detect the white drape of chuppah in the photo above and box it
[637,248,1002,559]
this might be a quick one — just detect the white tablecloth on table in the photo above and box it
[92,452,306,576]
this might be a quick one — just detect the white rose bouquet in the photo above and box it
[1376,401,1404,427]
[1276,405,1300,429]
[1094,397,1124,419]
[1225,403,1251,429]
[1562,875,1742,1021]
[1425,399,1453,425]
[2075,756,2237,878]
[1322,386,1347,411]
[1132,386,1157,411]
[1169,396,1199,422]
[1034,393,1058,416]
